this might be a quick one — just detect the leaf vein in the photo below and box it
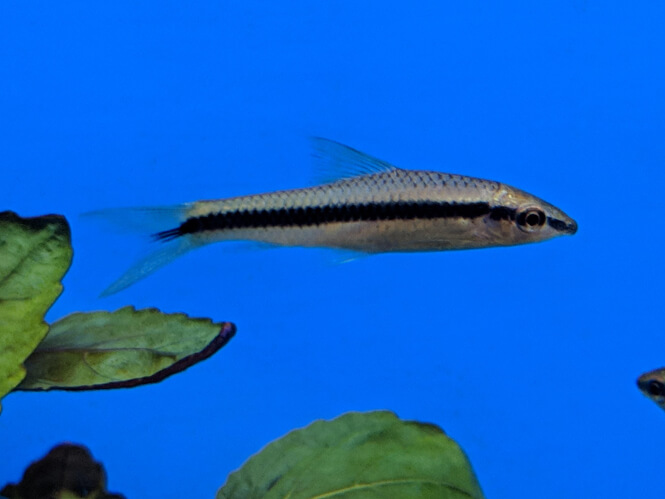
[308,478,475,499]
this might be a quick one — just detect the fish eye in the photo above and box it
[516,208,546,232]
[647,380,665,397]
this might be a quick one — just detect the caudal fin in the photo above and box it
[82,205,201,296]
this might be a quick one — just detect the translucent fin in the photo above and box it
[82,205,191,235]
[100,236,202,296]
[326,249,368,265]
[82,204,200,296]
[310,137,400,184]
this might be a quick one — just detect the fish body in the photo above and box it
[92,138,577,295]
[637,368,665,411]
[171,168,574,252]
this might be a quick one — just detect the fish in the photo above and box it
[89,137,577,295]
[637,368,665,411]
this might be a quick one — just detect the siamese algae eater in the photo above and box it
[93,138,577,295]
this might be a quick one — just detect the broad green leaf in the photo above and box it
[16,306,236,391]
[0,212,72,411]
[217,411,485,499]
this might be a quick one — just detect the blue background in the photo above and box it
[1,2,663,498]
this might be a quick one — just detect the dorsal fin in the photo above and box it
[310,137,400,184]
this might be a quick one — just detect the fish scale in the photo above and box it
[187,169,498,219]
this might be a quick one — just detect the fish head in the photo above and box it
[637,369,665,411]
[491,185,578,246]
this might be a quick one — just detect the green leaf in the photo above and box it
[16,306,236,391]
[217,411,485,499]
[0,212,72,411]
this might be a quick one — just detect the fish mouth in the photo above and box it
[547,217,578,235]
[637,377,665,397]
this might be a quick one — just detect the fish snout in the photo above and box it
[546,215,578,235]
[638,376,665,398]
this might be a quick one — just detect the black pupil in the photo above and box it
[526,212,541,226]
[648,380,665,396]
[518,210,545,228]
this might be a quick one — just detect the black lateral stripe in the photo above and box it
[154,201,516,241]
[488,206,516,221]
[547,217,569,232]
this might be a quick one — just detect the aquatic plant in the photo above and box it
[217,410,485,499]
[0,211,484,498]
[3,412,485,499]
[1,443,125,499]
[0,212,235,408]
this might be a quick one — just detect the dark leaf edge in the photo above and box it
[0,211,72,404]
[0,211,71,237]
[19,321,236,392]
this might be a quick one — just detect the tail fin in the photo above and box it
[82,205,202,296]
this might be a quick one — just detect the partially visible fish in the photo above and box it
[637,368,665,411]
[89,138,577,295]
